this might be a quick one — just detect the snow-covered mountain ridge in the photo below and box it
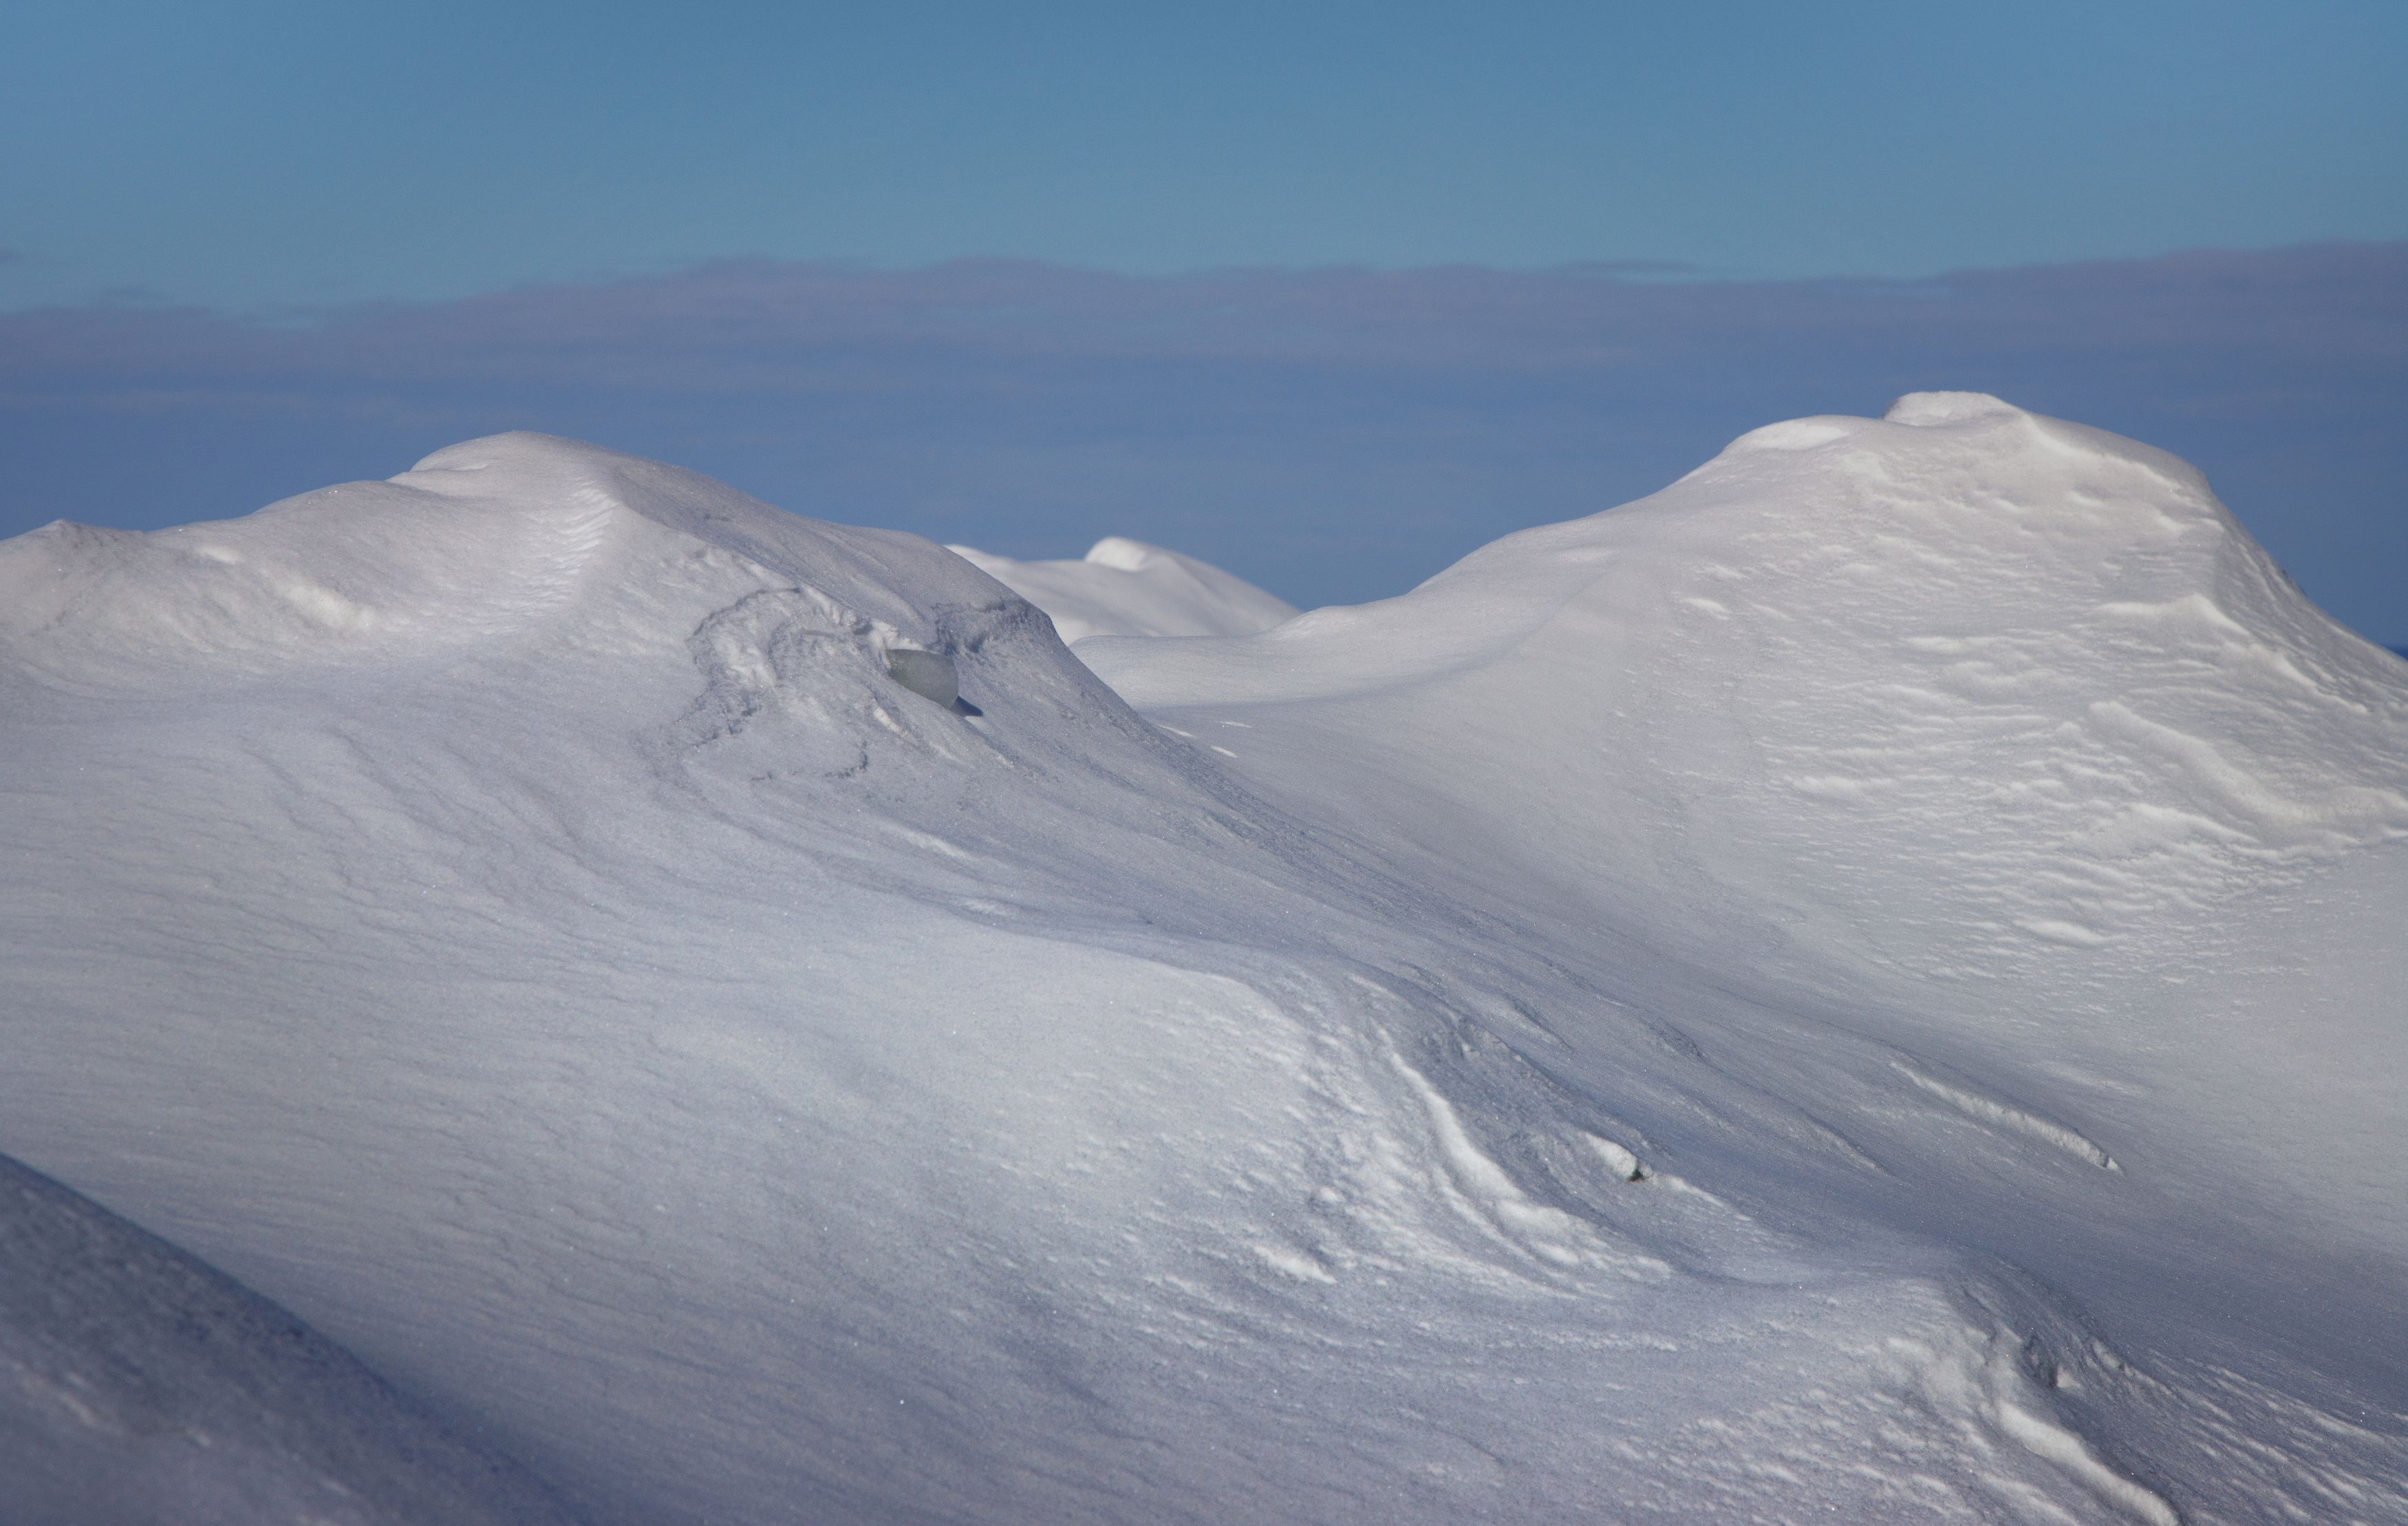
[2,405,2402,1523]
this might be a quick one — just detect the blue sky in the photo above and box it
[6,1,2405,308]
[1,3,2403,643]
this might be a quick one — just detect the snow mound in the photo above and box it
[1083,394,2408,1518]
[948,535,1298,642]
[0,431,1077,692]
[1088,392,2408,979]
[0,1149,571,1525]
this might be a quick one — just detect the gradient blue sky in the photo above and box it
[6,0,2405,308]
[2,3,2404,644]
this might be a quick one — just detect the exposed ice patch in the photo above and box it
[883,648,960,709]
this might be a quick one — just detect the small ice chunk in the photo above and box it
[885,649,959,709]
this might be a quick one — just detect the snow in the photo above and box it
[948,535,1299,642]
[0,1149,572,1523]
[1082,393,2408,1262]
[1,405,2402,1523]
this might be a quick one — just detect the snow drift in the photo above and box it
[2,409,2403,1524]
[948,535,1298,642]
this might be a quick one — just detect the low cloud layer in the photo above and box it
[2,244,2402,639]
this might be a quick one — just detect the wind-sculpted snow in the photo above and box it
[1,418,2402,1523]
[1089,393,2408,923]
[0,1150,574,1525]
[1090,392,2408,1518]
[949,535,1300,643]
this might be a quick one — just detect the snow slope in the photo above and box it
[0,1149,572,1525]
[948,535,1298,642]
[1084,394,2408,1245]
[1086,393,2408,1511]
[1,413,2402,1523]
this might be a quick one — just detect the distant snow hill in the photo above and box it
[1,400,2402,1525]
[948,535,1299,643]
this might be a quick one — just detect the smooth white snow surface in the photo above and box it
[2,404,2403,1523]
[948,535,1299,642]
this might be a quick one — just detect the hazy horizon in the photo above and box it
[6,241,2403,646]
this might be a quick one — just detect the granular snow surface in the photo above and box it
[0,1150,573,1525]
[2,398,2402,1523]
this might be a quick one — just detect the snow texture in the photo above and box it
[1,402,2403,1523]
[0,1150,572,1524]
[948,535,1300,643]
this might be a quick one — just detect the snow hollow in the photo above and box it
[2,398,2403,1524]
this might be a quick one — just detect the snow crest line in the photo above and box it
[1892,1061,2120,1171]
